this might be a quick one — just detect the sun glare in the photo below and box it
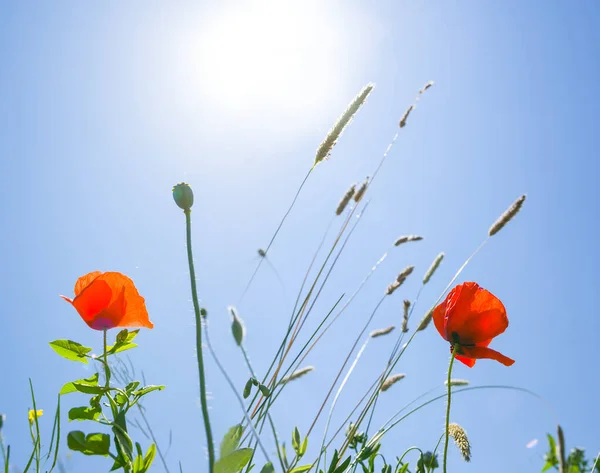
[181,1,353,121]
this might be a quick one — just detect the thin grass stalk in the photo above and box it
[307,296,386,437]
[238,345,285,472]
[203,323,271,465]
[316,339,370,473]
[237,169,312,305]
[252,200,362,418]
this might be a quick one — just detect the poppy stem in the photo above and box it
[103,329,110,388]
[184,209,215,473]
[442,350,456,473]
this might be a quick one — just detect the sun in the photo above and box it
[179,1,353,122]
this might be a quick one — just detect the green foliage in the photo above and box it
[214,448,254,473]
[220,425,244,458]
[60,373,99,395]
[67,431,110,456]
[49,340,92,363]
[107,330,140,355]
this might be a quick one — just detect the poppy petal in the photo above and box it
[71,279,113,328]
[443,282,508,344]
[98,272,153,329]
[454,354,477,368]
[433,297,449,341]
[74,271,102,296]
[90,285,127,330]
[458,345,515,366]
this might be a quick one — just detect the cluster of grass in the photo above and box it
[1,82,598,473]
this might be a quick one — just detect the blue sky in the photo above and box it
[1,1,599,472]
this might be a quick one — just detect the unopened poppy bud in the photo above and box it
[172,182,194,211]
[200,308,208,318]
[229,306,245,346]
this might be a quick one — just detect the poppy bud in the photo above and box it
[229,306,245,346]
[172,182,194,211]
[200,308,208,318]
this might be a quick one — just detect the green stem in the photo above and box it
[442,350,456,473]
[103,330,110,388]
[184,209,215,473]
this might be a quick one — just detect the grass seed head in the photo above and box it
[381,373,406,392]
[336,184,356,215]
[282,366,314,384]
[354,177,369,203]
[370,326,396,338]
[399,105,414,128]
[488,194,527,236]
[394,235,423,246]
[423,252,444,284]
[402,299,411,332]
[417,308,434,331]
[448,423,471,462]
[314,83,374,167]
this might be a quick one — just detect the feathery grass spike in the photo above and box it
[448,423,471,462]
[423,252,444,284]
[488,194,526,236]
[417,308,433,331]
[399,105,414,128]
[402,300,410,332]
[381,373,406,392]
[445,379,469,387]
[336,184,356,215]
[282,366,314,384]
[314,83,374,167]
[354,178,369,203]
[370,326,396,338]
[394,235,423,246]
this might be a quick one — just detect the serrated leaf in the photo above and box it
[49,340,92,364]
[68,406,101,422]
[215,448,254,473]
[67,431,110,456]
[290,465,312,473]
[259,463,274,473]
[220,425,243,459]
[60,373,99,395]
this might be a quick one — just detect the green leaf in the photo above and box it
[107,330,140,354]
[214,448,254,473]
[68,406,101,422]
[220,425,243,459]
[72,382,108,395]
[132,385,165,397]
[258,384,270,398]
[143,444,157,472]
[299,436,308,457]
[49,340,92,364]
[115,392,129,407]
[259,463,275,473]
[332,456,351,473]
[126,381,141,393]
[60,373,99,395]
[113,425,134,463]
[398,465,409,473]
[243,379,253,399]
[67,431,110,456]
[292,427,301,454]
[290,465,313,473]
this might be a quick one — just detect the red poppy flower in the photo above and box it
[433,282,514,368]
[61,271,153,331]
